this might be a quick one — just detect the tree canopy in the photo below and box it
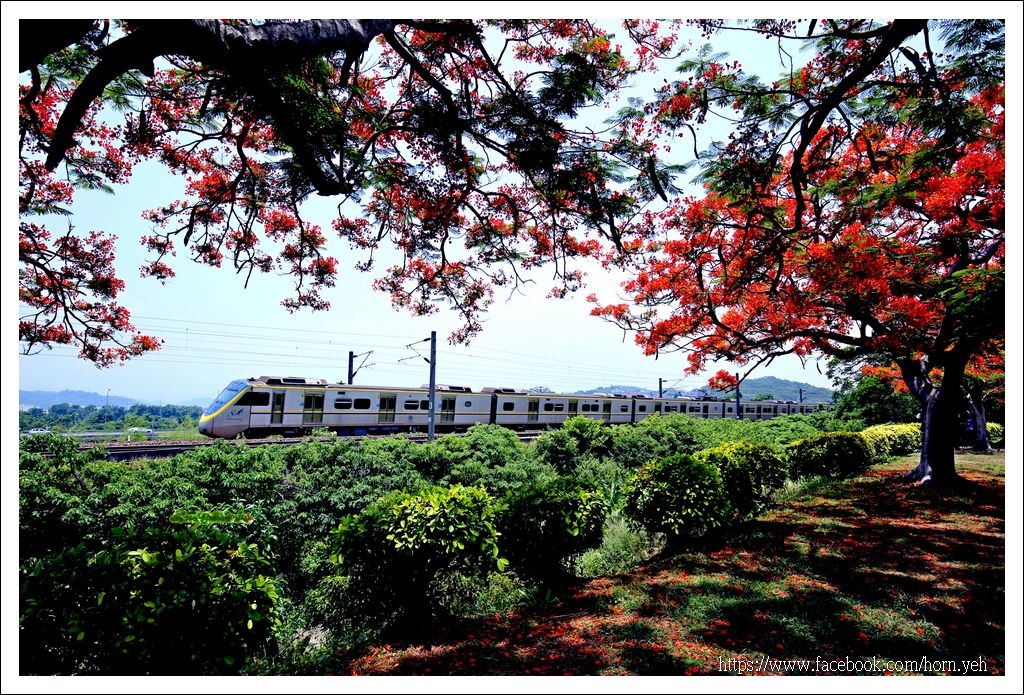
[19,18,1004,484]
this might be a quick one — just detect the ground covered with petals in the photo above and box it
[341,454,1005,676]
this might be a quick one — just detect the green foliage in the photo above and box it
[533,416,613,473]
[574,515,657,578]
[858,423,922,460]
[743,415,825,449]
[20,438,283,674]
[330,485,505,636]
[439,424,555,495]
[833,376,920,426]
[786,432,875,479]
[987,422,1004,448]
[696,442,788,520]
[622,453,731,546]
[610,414,705,467]
[498,476,609,584]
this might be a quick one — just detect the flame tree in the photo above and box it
[20,19,1004,484]
[592,19,1005,485]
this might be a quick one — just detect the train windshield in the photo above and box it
[203,380,249,416]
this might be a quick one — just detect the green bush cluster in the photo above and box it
[859,423,922,460]
[498,476,609,584]
[21,404,898,675]
[695,442,788,520]
[330,484,505,635]
[786,432,875,479]
[987,422,1005,448]
[622,453,732,548]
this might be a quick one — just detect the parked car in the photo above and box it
[27,428,52,435]
[126,427,156,440]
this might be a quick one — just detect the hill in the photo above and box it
[19,389,211,410]
[576,376,833,403]
[19,389,140,410]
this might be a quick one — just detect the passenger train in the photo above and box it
[198,375,828,439]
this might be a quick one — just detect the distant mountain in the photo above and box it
[726,376,834,403]
[575,377,833,403]
[18,390,210,410]
[19,390,140,410]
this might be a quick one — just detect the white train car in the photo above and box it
[487,388,634,428]
[199,376,490,438]
[198,375,829,439]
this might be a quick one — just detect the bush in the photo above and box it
[696,442,788,520]
[498,476,609,584]
[330,484,505,636]
[786,432,874,479]
[610,414,706,468]
[439,424,555,495]
[574,515,658,578]
[859,423,922,460]
[533,416,612,473]
[987,422,1005,449]
[622,453,731,548]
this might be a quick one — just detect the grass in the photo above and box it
[334,452,1005,676]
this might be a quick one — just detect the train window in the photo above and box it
[619,405,629,412]
[543,403,554,412]
[727,406,734,413]
[421,400,431,410]
[354,398,371,409]
[689,405,700,413]
[553,403,564,412]
[335,398,353,410]
[580,404,590,412]
[403,401,419,410]
[237,391,270,406]
[502,402,515,412]
[638,405,647,413]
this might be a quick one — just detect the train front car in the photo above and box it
[198,378,254,438]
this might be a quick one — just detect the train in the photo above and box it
[197,375,829,439]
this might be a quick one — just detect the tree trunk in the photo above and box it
[905,378,963,486]
[965,388,993,452]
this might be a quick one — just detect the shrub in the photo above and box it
[987,422,1005,449]
[696,442,788,520]
[574,515,658,578]
[786,432,874,479]
[533,416,612,473]
[610,414,706,468]
[622,453,731,548]
[498,476,609,584]
[859,423,922,461]
[439,424,555,495]
[330,484,505,636]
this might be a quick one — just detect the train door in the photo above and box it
[440,396,456,424]
[602,401,612,422]
[379,393,396,423]
[271,391,285,424]
[527,399,540,424]
[302,391,324,425]
[568,399,578,416]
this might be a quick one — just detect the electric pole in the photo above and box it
[428,331,437,441]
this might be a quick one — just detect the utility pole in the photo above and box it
[427,331,437,441]
[799,388,804,404]
[735,372,742,419]
[348,351,355,385]
[658,377,663,398]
